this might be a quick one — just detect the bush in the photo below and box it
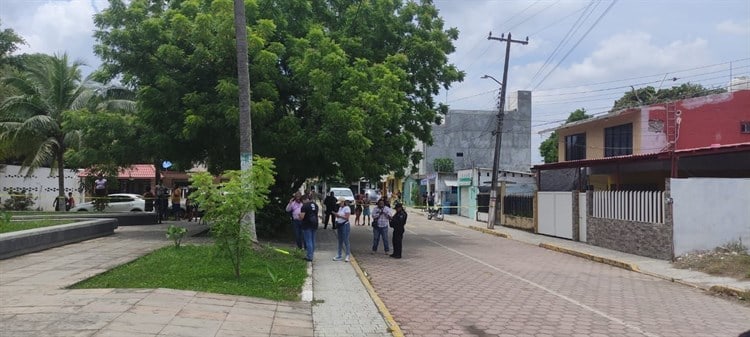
[3,189,35,211]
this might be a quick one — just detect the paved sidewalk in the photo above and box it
[0,221,394,337]
[0,222,314,337]
[410,207,750,293]
[312,228,393,337]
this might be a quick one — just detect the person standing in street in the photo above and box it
[143,188,155,212]
[155,183,169,224]
[371,199,392,254]
[333,197,351,262]
[298,194,319,261]
[323,191,338,229]
[171,187,182,220]
[285,192,304,249]
[362,193,371,226]
[390,202,407,259]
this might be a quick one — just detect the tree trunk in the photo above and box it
[56,145,65,212]
[234,0,257,243]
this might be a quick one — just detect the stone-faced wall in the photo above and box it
[587,218,673,260]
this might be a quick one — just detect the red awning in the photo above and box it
[78,164,160,179]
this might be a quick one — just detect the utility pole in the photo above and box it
[486,32,527,229]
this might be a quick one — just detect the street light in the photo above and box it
[481,74,502,87]
[482,74,503,229]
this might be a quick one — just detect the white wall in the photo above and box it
[0,165,83,211]
[671,178,750,255]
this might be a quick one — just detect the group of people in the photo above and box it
[143,184,199,223]
[287,189,408,262]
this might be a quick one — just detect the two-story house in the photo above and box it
[535,89,750,191]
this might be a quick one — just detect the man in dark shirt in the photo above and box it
[323,191,338,229]
[298,195,319,261]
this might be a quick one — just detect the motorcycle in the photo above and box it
[426,206,444,221]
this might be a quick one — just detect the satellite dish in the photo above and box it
[162,161,173,169]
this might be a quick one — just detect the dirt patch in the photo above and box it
[673,247,750,281]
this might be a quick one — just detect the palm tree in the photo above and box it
[0,53,91,211]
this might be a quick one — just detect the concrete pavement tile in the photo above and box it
[94,329,158,337]
[195,292,243,301]
[190,295,236,307]
[227,306,276,319]
[182,302,232,314]
[219,320,272,333]
[105,321,166,334]
[1,318,53,331]
[176,308,228,321]
[127,304,181,317]
[274,310,313,321]
[233,299,277,310]
[216,329,269,337]
[52,312,121,330]
[157,324,219,336]
[233,296,278,305]
[168,316,223,329]
[269,324,314,336]
[153,288,197,297]
[115,312,175,325]
[272,317,314,328]
[136,293,192,307]
[0,305,81,314]
[36,329,98,337]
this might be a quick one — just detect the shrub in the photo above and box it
[2,189,35,211]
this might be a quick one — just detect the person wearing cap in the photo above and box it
[390,202,407,259]
[333,197,352,262]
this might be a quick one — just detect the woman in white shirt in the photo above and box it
[333,197,352,262]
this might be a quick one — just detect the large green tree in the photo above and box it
[93,0,464,196]
[0,54,91,211]
[539,108,591,163]
[611,83,725,111]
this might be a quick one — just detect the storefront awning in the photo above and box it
[444,180,458,187]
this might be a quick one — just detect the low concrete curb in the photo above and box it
[0,219,118,259]
[539,243,641,272]
[709,285,749,299]
[350,255,404,337]
[468,225,512,239]
[14,212,157,226]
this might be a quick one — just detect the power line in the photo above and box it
[531,0,618,90]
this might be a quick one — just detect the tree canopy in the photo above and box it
[93,0,464,193]
[539,108,591,163]
[611,83,725,111]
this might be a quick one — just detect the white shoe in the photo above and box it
[344,256,350,262]
[333,256,342,261]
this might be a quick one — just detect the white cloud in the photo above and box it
[716,19,750,35]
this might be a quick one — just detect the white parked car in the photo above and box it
[70,193,148,212]
[329,187,355,203]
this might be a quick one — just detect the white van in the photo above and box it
[329,187,355,203]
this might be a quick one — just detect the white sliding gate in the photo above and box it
[537,192,573,239]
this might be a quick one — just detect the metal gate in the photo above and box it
[537,192,573,239]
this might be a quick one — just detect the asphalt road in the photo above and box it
[346,214,750,337]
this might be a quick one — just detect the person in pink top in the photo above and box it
[285,191,305,249]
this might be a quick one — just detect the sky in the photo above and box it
[2,0,749,165]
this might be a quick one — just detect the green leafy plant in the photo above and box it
[433,158,454,172]
[2,189,34,211]
[166,225,187,248]
[190,156,276,278]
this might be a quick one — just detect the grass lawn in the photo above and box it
[0,220,73,234]
[69,244,308,301]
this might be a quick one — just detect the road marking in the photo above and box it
[423,236,661,337]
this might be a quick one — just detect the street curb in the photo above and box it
[539,243,641,272]
[709,285,749,299]
[349,255,404,337]
[467,225,512,239]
